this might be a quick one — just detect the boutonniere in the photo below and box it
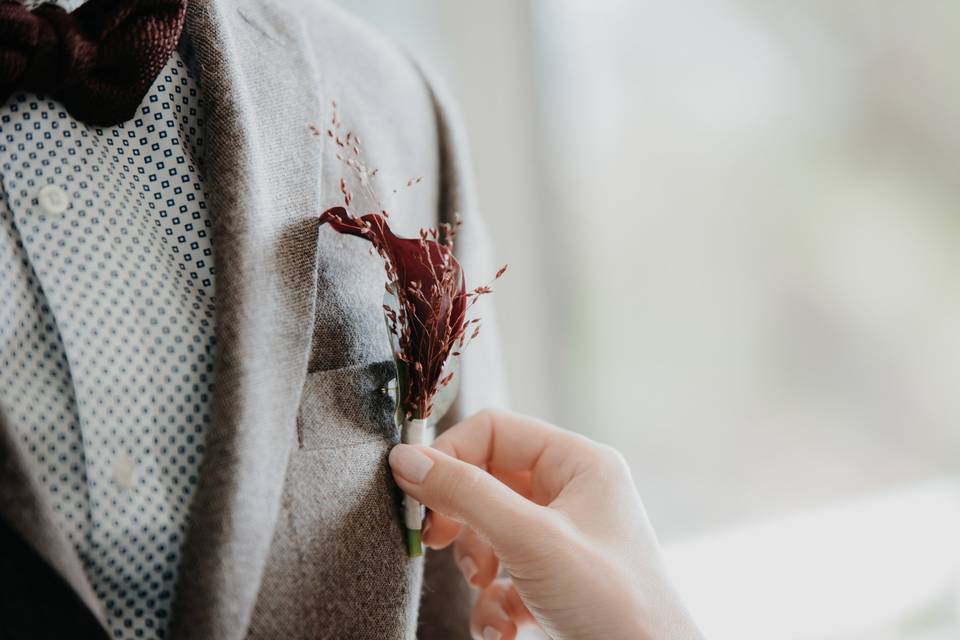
[313,104,506,556]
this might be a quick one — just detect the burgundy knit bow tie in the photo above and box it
[0,0,188,126]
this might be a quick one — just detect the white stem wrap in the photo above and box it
[402,418,431,530]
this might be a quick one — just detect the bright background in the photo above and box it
[333,2,960,638]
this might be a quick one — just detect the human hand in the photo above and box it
[388,409,703,640]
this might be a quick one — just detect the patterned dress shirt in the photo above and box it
[0,2,214,638]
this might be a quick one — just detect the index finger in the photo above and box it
[433,409,596,502]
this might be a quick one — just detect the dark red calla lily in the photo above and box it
[320,206,468,419]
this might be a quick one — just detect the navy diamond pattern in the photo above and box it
[0,42,214,640]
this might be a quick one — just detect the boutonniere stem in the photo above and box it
[401,417,431,554]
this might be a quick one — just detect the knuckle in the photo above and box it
[459,461,488,490]
[474,407,506,429]
[590,442,632,479]
[599,442,629,469]
[473,407,496,422]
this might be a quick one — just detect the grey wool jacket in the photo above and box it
[0,1,508,638]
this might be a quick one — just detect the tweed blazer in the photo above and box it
[0,1,507,638]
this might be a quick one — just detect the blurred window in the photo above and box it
[336,2,960,637]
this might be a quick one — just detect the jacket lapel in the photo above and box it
[168,1,326,638]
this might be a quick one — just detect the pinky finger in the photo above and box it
[423,510,461,549]
[470,578,534,640]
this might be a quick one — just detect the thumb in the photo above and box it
[388,443,541,552]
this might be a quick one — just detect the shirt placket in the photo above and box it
[8,129,193,618]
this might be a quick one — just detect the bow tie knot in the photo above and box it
[16,5,92,94]
[0,0,188,126]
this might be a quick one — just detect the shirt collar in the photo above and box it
[24,0,86,11]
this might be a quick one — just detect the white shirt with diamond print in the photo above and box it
[0,28,214,640]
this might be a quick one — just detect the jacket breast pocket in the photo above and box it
[296,360,399,450]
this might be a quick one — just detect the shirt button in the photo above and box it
[37,184,69,215]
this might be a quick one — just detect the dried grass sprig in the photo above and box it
[312,102,506,421]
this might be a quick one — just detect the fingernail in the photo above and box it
[422,515,432,537]
[389,444,434,484]
[482,627,502,640]
[459,555,478,584]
